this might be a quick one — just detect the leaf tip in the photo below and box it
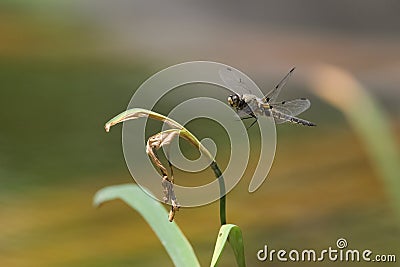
[92,195,102,207]
[104,123,111,132]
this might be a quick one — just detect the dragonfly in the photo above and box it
[219,67,316,129]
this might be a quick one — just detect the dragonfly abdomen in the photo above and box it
[290,117,316,126]
[271,109,316,126]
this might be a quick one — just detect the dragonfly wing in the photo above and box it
[236,103,256,118]
[272,116,290,124]
[263,67,295,103]
[219,67,250,94]
[269,99,315,126]
[271,98,311,117]
[272,113,315,126]
[269,107,292,124]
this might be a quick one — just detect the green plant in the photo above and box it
[309,66,400,218]
[95,108,245,266]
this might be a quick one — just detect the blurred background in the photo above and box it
[0,0,399,266]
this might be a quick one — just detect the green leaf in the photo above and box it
[93,184,200,267]
[210,224,246,267]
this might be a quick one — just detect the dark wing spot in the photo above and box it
[281,101,286,104]
[269,105,273,109]
[266,97,270,102]
[300,97,307,100]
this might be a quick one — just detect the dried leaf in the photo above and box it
[147,129,181,151]
[146,129,182,221]
[168,201,180,222]
[105,109,219,222]
[146,130,181,179]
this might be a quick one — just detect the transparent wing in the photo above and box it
[236,109,253,119]
[263,67,295,103]
[272,116,290,124]
[239,103,256,117]
[272,113,315,126]
[219,67,250,94]
[271,98,311,117]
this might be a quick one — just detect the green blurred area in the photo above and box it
[0,59,151,190]
[0,2,399,267]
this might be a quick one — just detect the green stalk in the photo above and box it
[211,161,226,225]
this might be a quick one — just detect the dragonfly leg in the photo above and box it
[240,116,254,120]
[245,112,258,129]
[247,118,258,129]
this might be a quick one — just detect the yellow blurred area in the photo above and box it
[1,127,398,266]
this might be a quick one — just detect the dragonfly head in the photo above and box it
[227,94,240,109]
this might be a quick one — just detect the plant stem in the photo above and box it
[211,161,226,225]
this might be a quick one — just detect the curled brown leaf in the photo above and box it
[146,129,182,221]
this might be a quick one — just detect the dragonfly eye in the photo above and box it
[228,95,237,107]
[227,96,233,106]
[228,94,240,108]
